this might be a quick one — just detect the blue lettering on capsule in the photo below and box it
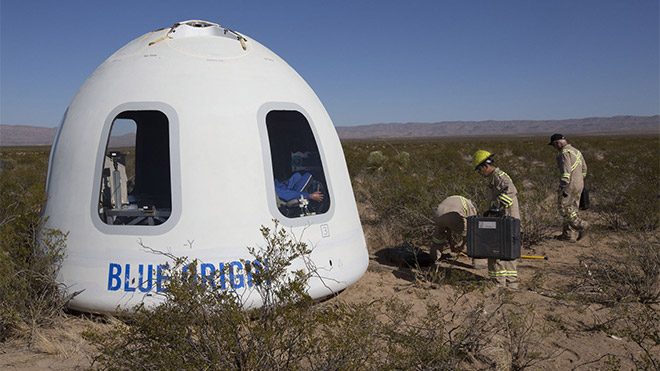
[156,263,169,292]
[107,260,264,293]
[138,264,153,293]
[228,261,244,289]
[108,263,122,291]
[200,263,216,287]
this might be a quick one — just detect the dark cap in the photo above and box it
[548,133,565,145]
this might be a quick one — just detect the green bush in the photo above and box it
[2,136,659,367]
[86,221,318,369]
[583,137,659,231]
[344,136,659,248]
[0,147,68,342]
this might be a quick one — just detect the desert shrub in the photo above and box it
[569,234,660,305]
[575,303,660,371]
[366,150,388,169]
[314,295,509,370]
[86,221,321,370]
[345,139,485,247]
[0,227,68,342]
[585,137,659,231]
[499,305,562,371]
[87,221,554,370]
[379,301,467,369]
[573,303,659,370]
[0,147,69,342]
[344,136,659,251]
[87,222,390,370]
[89,225,370,369]
[616,304,660,370]
[517,191,556,248]
[379,296,561,370]
[410,254,489,292]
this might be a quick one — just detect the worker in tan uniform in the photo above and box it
[472,150,520,289]
[430,195,486,268]
[549,133,588,241]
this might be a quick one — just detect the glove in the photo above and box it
[484,207,504,217]
[559,181,569,197]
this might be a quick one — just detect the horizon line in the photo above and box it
[1,113,658,129]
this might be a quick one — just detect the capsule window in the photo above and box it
[98,111,171,225]
[266,111,330,218]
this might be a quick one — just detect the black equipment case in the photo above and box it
[579,186,590,210]
[466,216,521,260]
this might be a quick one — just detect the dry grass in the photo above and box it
[1,135,658,369]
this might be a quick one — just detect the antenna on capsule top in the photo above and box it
[148,20,248,50]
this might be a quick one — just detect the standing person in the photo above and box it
[548,133,588,242]
[472,150,520,289]
[430,195,486,268]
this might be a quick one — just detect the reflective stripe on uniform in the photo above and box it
[571,161,581,171]
[496,169,511,180]
[489,270,518,277]
[459,196,469,216]
[563,148,584,173]
[498,194,513,207]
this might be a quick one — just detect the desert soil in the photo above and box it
[0,224,655,370]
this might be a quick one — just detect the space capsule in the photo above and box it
[42,20,368,313]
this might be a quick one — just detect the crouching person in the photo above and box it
[430,195,486,268]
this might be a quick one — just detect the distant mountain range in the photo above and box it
[0,125,136,147]
[0,125,57,146]
[0,115,657,146]
[335,115,659,139]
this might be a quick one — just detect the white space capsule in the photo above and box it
[43,20,368,313]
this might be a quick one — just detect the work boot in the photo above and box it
[576,229,585,241]
[554,233,574,242]
[577,223,589,241]
[554,224,573,241]
[429,243,443,263]
[440,251,455,261]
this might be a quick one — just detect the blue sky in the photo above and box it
[1,0,658,127]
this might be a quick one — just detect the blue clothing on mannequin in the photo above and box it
[275,172,314,201]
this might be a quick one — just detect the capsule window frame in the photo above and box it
[258,103,335,226]
[90,102,181,235]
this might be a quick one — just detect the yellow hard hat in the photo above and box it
[472,150,493,169]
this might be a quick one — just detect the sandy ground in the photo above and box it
[339,235,647,370]
[0,316,98,370]
[1,226,656,370]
